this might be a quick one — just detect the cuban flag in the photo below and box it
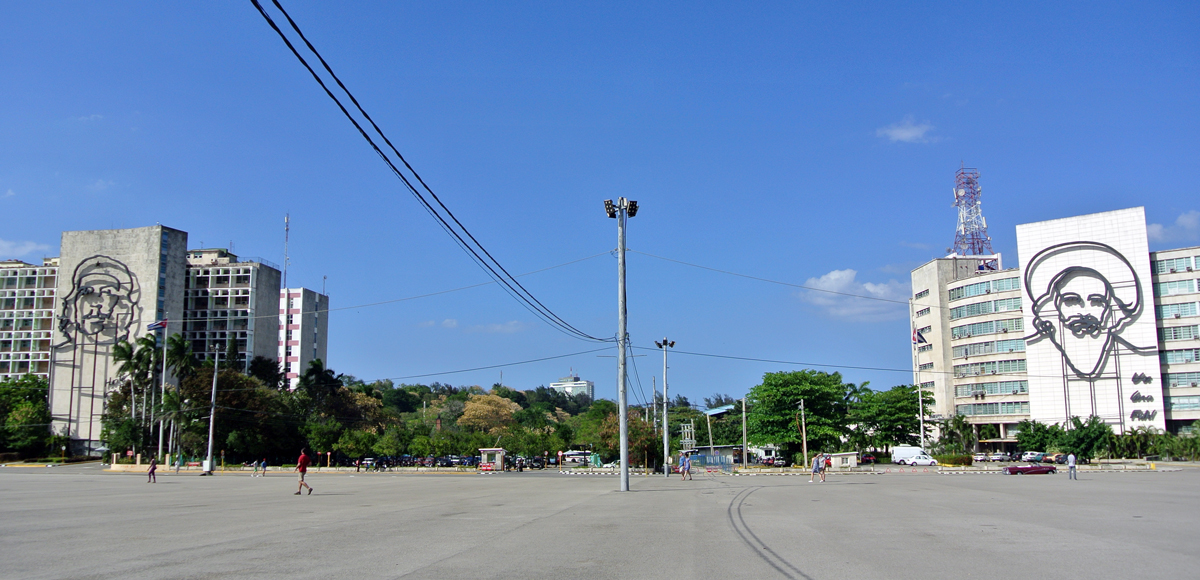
[912,329,927,344]
[147,319,168,331]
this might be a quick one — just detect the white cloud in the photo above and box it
[441,319,458,328]
[87,179,115,192]
[799,269,910,321]
[1147,210,1200,243]
[0,238,51,258]
[876,115,937,144]
[467,321,525,334]
[2,189,14,198]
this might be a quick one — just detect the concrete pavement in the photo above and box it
[1,465,1196,579]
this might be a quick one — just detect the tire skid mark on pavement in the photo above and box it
[726,486,815,580]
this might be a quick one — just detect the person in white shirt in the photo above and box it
[1067,452,1077,480]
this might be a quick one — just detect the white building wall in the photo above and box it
[1016,207,1165,432]
[279,288,329,389]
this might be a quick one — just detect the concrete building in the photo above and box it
[912,206,1198,447]
[549,374,594,399]
[183,249,282,372]
[278,287,329,389]
[49,226,189,454]
[0,258,58,381]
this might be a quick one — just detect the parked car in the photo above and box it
[1052,454,1090,465]
[988,452,1010,462]
[907,454,938,466]
[1020,451,1045,462]
[1002,464,1057,475]
[892,445,925,465]
[1044,453,1065,464]
[973,453,989,462]
[860,453,876,464]
[529,456,545,469]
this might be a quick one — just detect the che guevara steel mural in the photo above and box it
[55,255,142,347]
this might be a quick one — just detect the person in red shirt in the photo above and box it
[294,448,314,495]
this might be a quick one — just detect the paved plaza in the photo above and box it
[1,465,1197,579]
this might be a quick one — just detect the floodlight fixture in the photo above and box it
[604,199,616,218]
[626,200,638,217]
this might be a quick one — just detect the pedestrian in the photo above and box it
[295,448,314,495]
[820,454,827,482]
[252,459,259,477]
[261,458,267,476]
[147,456,157,483]
[1067,451,1077,480]
[810,453,821,483]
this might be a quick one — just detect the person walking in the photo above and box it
[260,458,267,477]
[1067,452,1077,480]
[295,448,314,495]
[147,456,157,483]
[820,454,827,482]
[252,459,259,477]
[810,453,821,483]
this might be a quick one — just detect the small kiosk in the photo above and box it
[478,448,507,472]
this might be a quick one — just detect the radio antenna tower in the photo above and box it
[949,164,997,270]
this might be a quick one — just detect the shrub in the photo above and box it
[933,454,972,466]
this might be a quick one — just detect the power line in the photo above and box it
[379,347,612,381]
[251,0,609,343]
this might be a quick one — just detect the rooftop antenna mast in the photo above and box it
[949,164,997,270]
[283,213,291,288]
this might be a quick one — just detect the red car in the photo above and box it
[1002,464,1057,475]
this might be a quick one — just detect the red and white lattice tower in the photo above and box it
[950,165,997,269]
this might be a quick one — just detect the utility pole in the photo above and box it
[204,346,220,475]
[799,399,808,468]
[157,314,168,459]
[741,398,748,469]
[655,338,674,478]
[605,197,638,492]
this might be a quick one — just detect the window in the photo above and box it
[918,362,934,371]
[1153,257,1193,274]
[919,381,934,390]
[917,325,931,335]
[914,289,929,300]
[916,307,930,317]
[1165,396,1200,411]
[917,344,932,352]
[1165,372,1200,387]
[955,380,1028,397]
[1161,349,1200,364]
[993,297,1022,312]
[1157,303,1198,319]
[953,359,1026,376]
[1160,325,1199,342]
[950,298,1022,321]
[956,401,1029,416]
[948,277,1020,301]
[1155,280,1196,297]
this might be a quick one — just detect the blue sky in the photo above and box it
[2,2,1198,406]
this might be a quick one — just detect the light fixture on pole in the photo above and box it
[203,344,220,475]
[605,197,637,492]
[655,338,674,478]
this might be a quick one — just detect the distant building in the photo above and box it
[183,248,282,372]
[278,287,329,389]
[0,258,58,381]
[549,374,594,399]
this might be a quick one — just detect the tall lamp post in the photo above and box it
[655,338,674,478]
[203,345,220,475]
[605,197,637,492]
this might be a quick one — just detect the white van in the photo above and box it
[892,445,927,465]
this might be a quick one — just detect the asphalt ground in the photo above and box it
[1,464,1196,579]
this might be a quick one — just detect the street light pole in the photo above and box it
[741,398,748,469]
[605,197,637,492]
[204,347,220,475]
[656,338,674,478]
[799,399,808,468]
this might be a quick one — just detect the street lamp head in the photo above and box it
[604,199,616,219]
[626,200,638,217]
[655,341,662,348]
[668,340,675,348]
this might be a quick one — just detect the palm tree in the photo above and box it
[166,333,196,382]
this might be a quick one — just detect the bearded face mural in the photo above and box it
[1025,241,1153,379]
[56,256,141,347]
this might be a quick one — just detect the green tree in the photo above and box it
[746,370,852,457]
[1060,415,1111,459]
[0,375,51,452]
[1015,419,1063,453]
[334,429,378,463]
[5,399,51,455]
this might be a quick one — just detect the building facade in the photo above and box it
[912,207,1198,447]
[278,287,329,389]
[0,258,58,381]
[183,249,282,372]
[49,226,189,454]
[549,374,594,399]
